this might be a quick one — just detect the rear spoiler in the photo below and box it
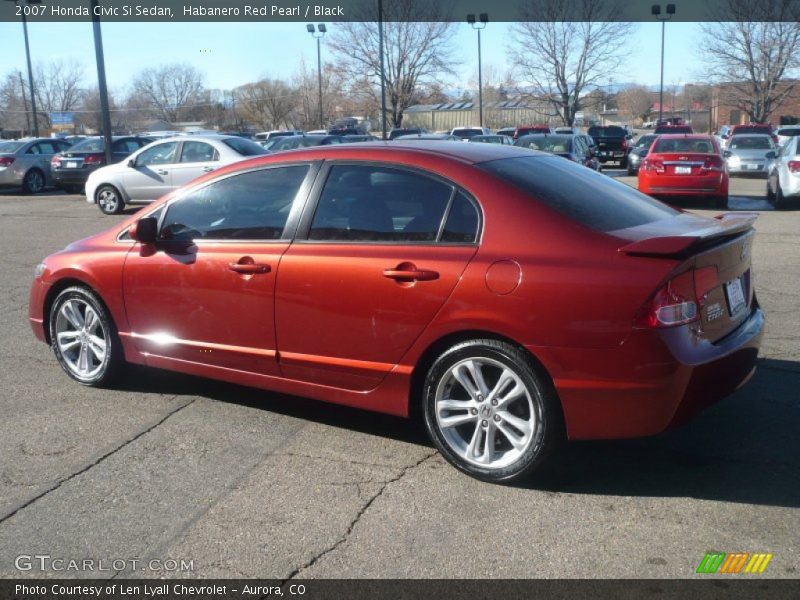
[619,212,758,257]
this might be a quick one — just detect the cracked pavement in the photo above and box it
[0,186,798,579]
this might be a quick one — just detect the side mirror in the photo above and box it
[127,158,136,168]
[765,151,776,159]
[723,150,732,158]
[130,216,158,244]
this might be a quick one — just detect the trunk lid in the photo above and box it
[613,212,757,342]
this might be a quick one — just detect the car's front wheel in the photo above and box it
[423,339,563,483]
[49,286,122,386]
[96,185,124,214]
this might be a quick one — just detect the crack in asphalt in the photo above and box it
[0,397,195,526]
[280,451,437,584]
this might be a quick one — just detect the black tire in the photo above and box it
[714,195,729,209]
[775,183,788,210]
[766,180,775,203]
[619,157,628,169]
[22,169,45,194]
[49,286,123,386]
[96,184,124,215]
[626,164,634,176]
[422,339,564,483]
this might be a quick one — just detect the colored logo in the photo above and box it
[697,552,773,574]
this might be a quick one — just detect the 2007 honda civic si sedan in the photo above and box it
[29,142,764,483]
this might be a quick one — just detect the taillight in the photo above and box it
[621,138,628,151]
[0,157,15,167]
[701,156,725,172]
[642,159,664,173]
[635,270,701,328]
[83,153,105,166]
[51,155,61,167]
[788,160,800,173]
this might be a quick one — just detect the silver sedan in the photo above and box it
[766,135,800,209]
[0,138,73,194]
[85,135,268,214]
[723,134,776,176]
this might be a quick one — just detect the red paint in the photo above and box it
[29,143,763,439]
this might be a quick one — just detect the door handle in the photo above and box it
[156,169,168,175]
[229,262,270,274]
[202,166,214,172]
[383,266,439,282]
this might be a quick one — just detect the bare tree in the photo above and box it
[507,0,634,126]
[33,59,85,117]
[328,0,458,127]
[701,0,800,123]
[131,63,205,123]
[291,59,347,130]
[617,85,654,124]
[234,79,297,131]
[0,71,30,134]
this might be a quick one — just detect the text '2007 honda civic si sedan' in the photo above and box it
[29,142,764,483]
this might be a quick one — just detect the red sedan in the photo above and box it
[29,143,763,483]
[638,134,729,208]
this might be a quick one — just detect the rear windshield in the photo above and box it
[588,126,625,137]
[517,127,549,135]
[0,141,24,153]
[652,138,715,153]
[729,137,772,150]
[222,137,269,156]
[479,156,678,232]
[656,126,692,133]
[69,138,105,152]
[734,126,770,134]
[453,129,483,138]
[515,135,572,152]
[777,128,800,136]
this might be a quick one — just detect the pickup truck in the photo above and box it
[587,125,630,168]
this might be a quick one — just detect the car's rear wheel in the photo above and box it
[714,195,729,209]
[49,286,122,386]
[22,169,45,194]
[96,185,124,214]
[775,183,788,210]
[423,339,563,483]
[64,184,84,195]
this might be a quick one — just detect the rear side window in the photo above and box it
[441,192,479,243]
[309,165,455,242]
[222,137,268,156]
[160,166,309,241]
[479,156,678,232]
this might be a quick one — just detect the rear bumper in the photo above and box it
[52,169,92,186]
[639,173,727,196]
[533,305,764,440]
[0,167,23,187]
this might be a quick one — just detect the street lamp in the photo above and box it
[652,3,676,126]
[306,23,327,130]
[91,0,114,164]
[466,13,488,128]
[5,0,41,137]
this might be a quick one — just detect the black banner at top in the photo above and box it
[0,0,799,22]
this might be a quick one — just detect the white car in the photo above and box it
[450,126,491,140]
[766,135,800,209]
[85,135,268,214]
[775,126,800,148]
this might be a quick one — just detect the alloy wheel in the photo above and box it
[97,188,120,214]
[54,298,108,380]
[434,357,541,469]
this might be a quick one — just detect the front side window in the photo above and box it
[136,142,179,166]
[112,139,143,154]
[160,166,309,241]
[309,165,455,242]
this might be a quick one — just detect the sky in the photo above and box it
[0,21,704,97]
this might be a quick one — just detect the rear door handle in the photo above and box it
[383,267,439,282]
[229,263,270,274]
[156,169,168,175]
[202,166,214,172]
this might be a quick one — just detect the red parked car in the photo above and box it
[29,143,763,483]
[638,134,730,208]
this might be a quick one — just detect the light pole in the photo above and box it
[6,0,41,137]
[652,4,676,126]
[467,13,488,128]
[91,0,113,164]
[378,0,387,139]
[306,23,327,130]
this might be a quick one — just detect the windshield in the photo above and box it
[729,137,773,150]
[515,135,572,153]
[69,138,105,152]
[222,137,269,156]
[0,141,24,153]
[479,156,678,232]
[453,129,483,138]
[652,138,715,153]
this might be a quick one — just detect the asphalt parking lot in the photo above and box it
[0,175,797,579]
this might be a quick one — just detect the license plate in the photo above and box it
[743,164,760,170]
[66,161,77,168]
[675,166,692,174]
[725,278,746,315]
